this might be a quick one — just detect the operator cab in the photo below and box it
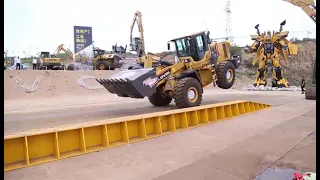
[167,31,211,62]
[40,52,50,58]
[130,37,143,57]
[93,49,106,58]
[130,37,142,50]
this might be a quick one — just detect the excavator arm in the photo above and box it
[54,44,74,59]
[283,0,316,23]
[130,11,145,57]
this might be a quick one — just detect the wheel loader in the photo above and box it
[96,31,240,108]
[92,48,124,70]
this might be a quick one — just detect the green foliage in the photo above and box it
[230,44,242,56]
[74,52,91,64]
[21,58,32,65]
[56,53,72,65]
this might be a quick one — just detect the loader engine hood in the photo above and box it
[96,68,159,98]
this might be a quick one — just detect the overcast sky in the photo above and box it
[4,0,316,57]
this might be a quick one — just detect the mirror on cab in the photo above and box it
[167,42,171,51]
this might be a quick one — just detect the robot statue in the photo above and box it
[244,20,298,88]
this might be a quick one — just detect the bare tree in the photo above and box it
[74,52,90,64]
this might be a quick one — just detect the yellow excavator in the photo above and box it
[128,11,162,69]
[283,0,316,100]
[40,44,73,70]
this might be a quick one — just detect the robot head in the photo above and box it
[265,30,272,42]
[267,30,271,35]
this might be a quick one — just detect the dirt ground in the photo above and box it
[4,70,119,100]
[4,69,254,101]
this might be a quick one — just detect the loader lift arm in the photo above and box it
[283,0,316,99]
[130,11,145,57]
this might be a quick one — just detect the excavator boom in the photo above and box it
[283,0,316,23]
[54,44,74,59]
[130,11,145,57]
[283,0,316,100]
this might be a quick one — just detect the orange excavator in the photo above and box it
[283,0,316,100]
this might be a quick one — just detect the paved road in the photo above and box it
[4,89,304,135]
[4,95,316,180]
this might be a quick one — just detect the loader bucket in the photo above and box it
[96,68,158,98]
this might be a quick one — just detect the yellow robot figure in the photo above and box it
[244,20,298,88]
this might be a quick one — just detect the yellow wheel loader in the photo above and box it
[97,31,240,108]
[92,48,124,70]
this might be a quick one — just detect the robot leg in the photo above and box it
[253,59,267,87]
[272,59,289,88]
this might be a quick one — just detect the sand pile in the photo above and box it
[4,70,120,100]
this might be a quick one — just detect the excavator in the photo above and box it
[283,0,316,100]
[40,44,73,70]
[128,11,163,69]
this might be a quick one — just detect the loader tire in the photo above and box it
[216,61,236,89]
[97,61,107,70]
[173,77,203,108]
[305,86,316,100]
[148,90,172,106]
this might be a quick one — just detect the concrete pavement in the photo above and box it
[4,89,304,135]
[4,96,316,180]
[154,109,316,180]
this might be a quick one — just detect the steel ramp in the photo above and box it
[4,100,272,172]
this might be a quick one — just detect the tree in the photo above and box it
[56,53,72,65]
[74,52,90,64]
[230,44,242,56]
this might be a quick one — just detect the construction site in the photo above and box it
[4,0,316,179]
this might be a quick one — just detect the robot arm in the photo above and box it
[244,40,260,54]
[279,38,298,55]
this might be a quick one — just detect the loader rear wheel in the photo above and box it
[148,89,172,106]
[216,61,236,89]
[173,77,203,108]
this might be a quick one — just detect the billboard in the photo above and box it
[73,26,92,54]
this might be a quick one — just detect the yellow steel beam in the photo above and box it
[4,100,272,172]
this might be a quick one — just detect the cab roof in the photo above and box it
[169,31,207,41]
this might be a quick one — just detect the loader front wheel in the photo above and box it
[216,61,236,89]
[97,61,107,70]
[148,88,172,106]
[174,77,203,108]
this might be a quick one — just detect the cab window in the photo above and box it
[196,36,204,51]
